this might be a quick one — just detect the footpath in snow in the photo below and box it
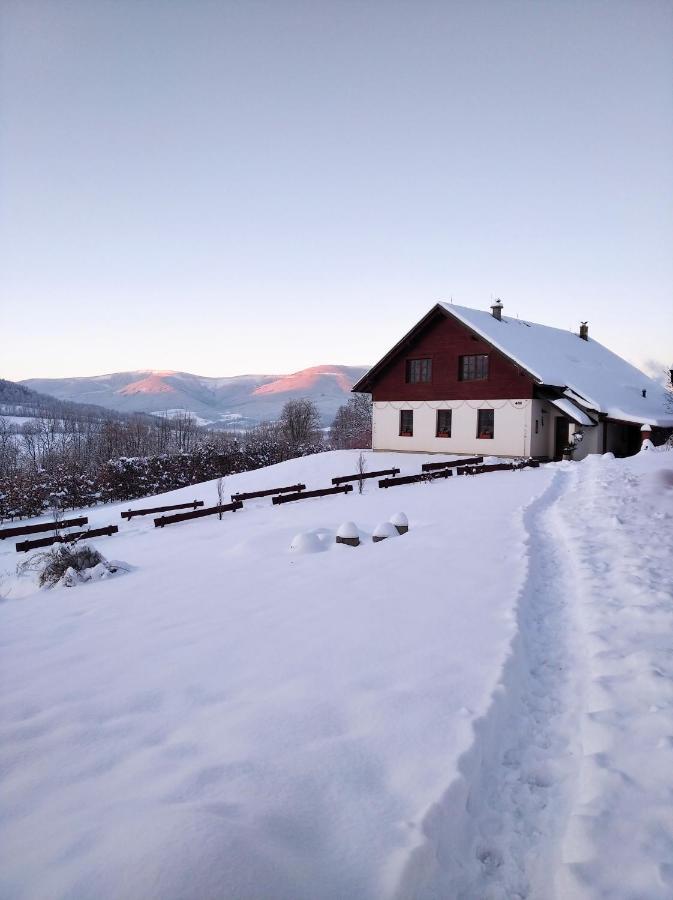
[1,448,672,898]
[395,448,673,900]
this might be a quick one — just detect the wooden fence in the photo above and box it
[16,525,119,553]
[379,469,453,489]
[154,501,243,527]
[231,484,306,502]
[1,516,88,540]
[457,460,541,476]
[331,468,400,486]
[272,485,353,505]
[421,456,483,472]
[457,462,514,476]
[121,501,203,520]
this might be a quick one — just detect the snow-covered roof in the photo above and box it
[440,303,673,427]
[551,397,595,427]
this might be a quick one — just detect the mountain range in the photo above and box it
[20,365,369,427]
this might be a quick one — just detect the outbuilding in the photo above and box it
[352,302,673,460]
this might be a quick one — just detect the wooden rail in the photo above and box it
[421,456,483,472]
[231,484,306,502]
[457,463,514,476]
[16,525,118,553]
[154,501,243,527]
[121,501,203,520]
[457,460,540,476]
[379,470,453,489]
[331,468,400,485]
[272,485,353,505]
[1,516,88,540]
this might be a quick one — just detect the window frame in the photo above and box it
[399,409,414,436]
[436,409,452,438]
[476,409,494,439]
[458,354,489,382]
[405,358,433,384]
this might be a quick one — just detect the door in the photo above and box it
[554,417,569,460]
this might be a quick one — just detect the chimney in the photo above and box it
[579,321,589,341]
[490,299,503,321]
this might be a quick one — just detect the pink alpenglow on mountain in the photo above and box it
[117,374,178,396]
[20,365,370,425]
[253,366,355,396]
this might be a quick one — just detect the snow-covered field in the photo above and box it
[1,448,672,899]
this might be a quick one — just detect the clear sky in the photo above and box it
[2,0,672,382]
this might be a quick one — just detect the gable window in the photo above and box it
[399,410,414,436]
[405,358,432,383]
[459,354,489,381]
[436,409,452,438]
[477,409,494,439]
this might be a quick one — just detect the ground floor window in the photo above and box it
[477,409,494,439]
[399,410,414,436]
[436,409,452,437]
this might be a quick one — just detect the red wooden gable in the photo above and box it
[355,306,536,401]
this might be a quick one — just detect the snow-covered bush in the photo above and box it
[290,532,327,554]
[18,544,120,588]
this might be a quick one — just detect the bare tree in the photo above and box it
[279,398,321,447]
[330,395,372,449]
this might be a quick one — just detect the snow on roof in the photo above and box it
[551,397,595,427]
[440,303,673,427]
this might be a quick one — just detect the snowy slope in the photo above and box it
[0,451,550,899]
[1,448,672,899]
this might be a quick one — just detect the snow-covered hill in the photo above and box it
[21,365,369,427]
[1,448,672,899]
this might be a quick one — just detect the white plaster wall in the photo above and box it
[530,399,554,458]
[372,400,534,456]
[570,421,603,460]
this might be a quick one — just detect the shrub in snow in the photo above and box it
[289,532,327,554]
[389,512,408,535]
[372,522,398,543]
[18,544,122,588]
[336,522,359,547]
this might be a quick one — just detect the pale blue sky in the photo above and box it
[2,0,672,381]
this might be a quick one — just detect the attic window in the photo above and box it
[405,358,432,383]
[459,354,489,381]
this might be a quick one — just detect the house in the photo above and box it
[352,301,673,460]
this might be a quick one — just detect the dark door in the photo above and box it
[554,417,569,460]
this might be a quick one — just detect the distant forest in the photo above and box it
[0,380,371,521]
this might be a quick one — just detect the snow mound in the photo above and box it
[372,522,398,541]
[336,521,359,540]
[289,531,327,554]
[390,512,408,528]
